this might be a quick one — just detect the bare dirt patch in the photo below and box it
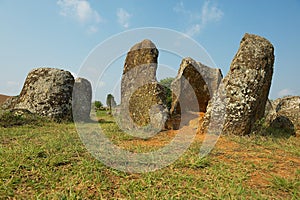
[116,119,299,191]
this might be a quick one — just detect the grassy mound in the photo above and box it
[0,109,46,128]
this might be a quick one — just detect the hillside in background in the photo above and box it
[0,94,10,105]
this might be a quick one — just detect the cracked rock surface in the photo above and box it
[203,33,275,136]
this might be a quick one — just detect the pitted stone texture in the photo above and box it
[170,57,222,115]
[13,68,74,121]
[123,39,158,75]
[120,39,168,130]
[72,78,92,122]
[202,33,275,135]
[264,99,276,123]
[128,83,168,129]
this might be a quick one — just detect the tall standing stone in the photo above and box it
[202,33,275,135]
[120,39,168,130]
[13,68,74,121]
[72,77,92,122]
[170,57,222,116]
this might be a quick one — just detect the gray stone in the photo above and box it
[72,77,92,122]
[13,68,74,121]
[264,99,276,124]
[170,57,222,115]
[195,60,223,98]
[120,39,168,130]
[110,97,117,108]
[266,96,300,136]
[202,33,275,136]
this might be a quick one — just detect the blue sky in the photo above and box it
[0,0,299,103]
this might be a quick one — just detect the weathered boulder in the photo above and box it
[275,96,300,121]
[197,62,223,98]
[202,33,275,135]
[266,96,300,136]
[128,83,168,129]
[12,68,74,121]
[123,39,158,75]
[120,39,168,130]
[72,77,92,122]
[170,57,222,115]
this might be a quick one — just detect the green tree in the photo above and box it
[159,77,175,110]
[94,101,103,110]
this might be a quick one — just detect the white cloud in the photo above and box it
[173,1,186,14]
[57,0,102,33]
[97,81,106,88]
[117,8,132,28]
[201,1,223,25]
[185,24,202,37]
[277,88,295,97]
[174,1,223,37]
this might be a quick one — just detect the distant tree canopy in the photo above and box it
[94,101,103,110]
[159,77,175,110]
[159,77,174,89]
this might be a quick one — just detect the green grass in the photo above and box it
[0,110,299,199]
[0,110,46,128]
[270,174,300,197]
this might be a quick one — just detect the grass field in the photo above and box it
[1,111,299,199]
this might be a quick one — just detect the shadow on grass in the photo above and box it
[97,119,114,124]
[78,118,115,124]
[253,116,296,139]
